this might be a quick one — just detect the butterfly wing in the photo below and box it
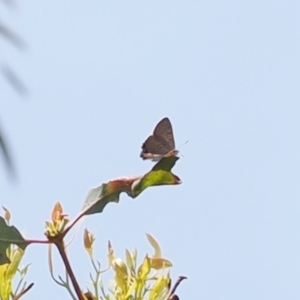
[140,135,172,160]
[140,117,177,161]
[153,117,175,150]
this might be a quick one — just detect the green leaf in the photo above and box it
[0,217,28,265]
[82,156,181,216]
[131,156,181,197]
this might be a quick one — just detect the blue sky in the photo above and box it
[2,1,300,299]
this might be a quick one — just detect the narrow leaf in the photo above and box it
[0,21,24,49]
[0,126,16,180]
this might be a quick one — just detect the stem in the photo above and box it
[26,239,50,245]
[168,276,187,299]
[63,210,85,237]
[13,283,34,300]
[55,240,84,300]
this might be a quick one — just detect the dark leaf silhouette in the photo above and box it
[0,21,24,49]
[1,0,15,7]
[0,5,28,179]
[1,64,27,96]
[0,126,16,179]
[0,217,28,265]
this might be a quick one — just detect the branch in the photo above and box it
[168,276,187,300]
[13,283,34,300]
[54,239,84,300]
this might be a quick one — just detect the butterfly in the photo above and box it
[140,117,179,161]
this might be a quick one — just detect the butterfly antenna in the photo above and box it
[178,140,188,147]
[178,140,188,158]
[178,140,188,149]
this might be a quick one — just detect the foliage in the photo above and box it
[0,157,186,299]
[0,3,186,299]
[0,208,32,300]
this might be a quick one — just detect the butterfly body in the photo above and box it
[140,117,178,161]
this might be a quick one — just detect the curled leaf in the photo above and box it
[82,156,180,216]
[150,257,173,270]
[146,233,161,258]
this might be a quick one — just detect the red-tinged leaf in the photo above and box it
[82,156,181,216]
[82,177,138,215]
[0,217,28,265]
[51,202,63,223]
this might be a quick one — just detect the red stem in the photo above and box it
[54,240,84,300]
[25,239,50,245]
[169,276,187,297]
[63,210,85,237]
